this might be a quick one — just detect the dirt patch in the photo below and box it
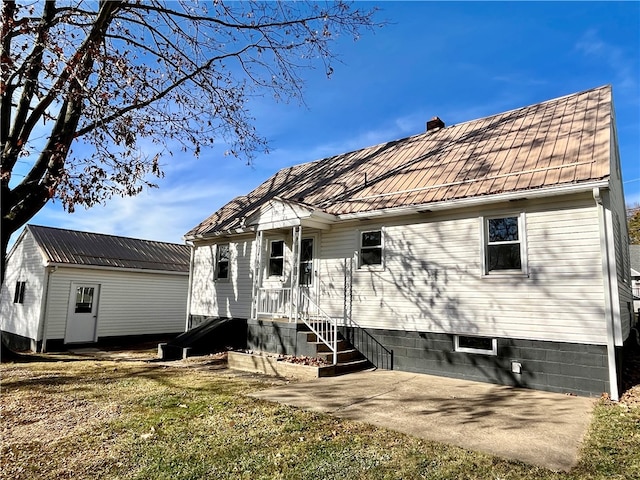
[1,392,121,447]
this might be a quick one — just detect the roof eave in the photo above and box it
[184,226,257,242]
[44,262,189,276]
[337,180,610,221]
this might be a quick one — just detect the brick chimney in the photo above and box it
[426,116,445,132]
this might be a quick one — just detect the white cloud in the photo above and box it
[576,29,638,92]
[32,177,250,245]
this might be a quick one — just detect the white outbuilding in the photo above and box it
[1,225,190,351]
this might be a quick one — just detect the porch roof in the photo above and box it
[186,85,613,239]
[245,197,337,231]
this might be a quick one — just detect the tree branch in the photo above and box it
[75,44,253,138]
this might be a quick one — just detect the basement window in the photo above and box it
[269,240,284,277]
[13,281,26,304]
[454,335,497,355]
[215,244,230,280]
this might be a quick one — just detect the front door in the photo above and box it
[65,283,100,343]
[299,236,318,311]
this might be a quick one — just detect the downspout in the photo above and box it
[251,231,264,320]
[184,242,195,331]
[37,265,56,353]
[593,187,620,401]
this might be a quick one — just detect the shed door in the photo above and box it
[65,283,100,343]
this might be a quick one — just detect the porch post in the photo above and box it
[290,225,302,322]
[251,230,264,320]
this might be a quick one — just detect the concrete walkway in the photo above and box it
[250,370,595,471]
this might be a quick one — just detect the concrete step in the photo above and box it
[333,358,373,375]
[312,339,348,353]
[316,348,362,363]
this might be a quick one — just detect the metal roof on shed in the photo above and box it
[187,85,614,238]
[28,225,190,273]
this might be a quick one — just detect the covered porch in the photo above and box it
[247,198,339,363]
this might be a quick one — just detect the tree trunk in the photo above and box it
[1,216,11,287]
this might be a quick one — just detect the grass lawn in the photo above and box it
[1,352,639,480]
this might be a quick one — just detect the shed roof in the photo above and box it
[27,225,190,273]
[187,85,613,238]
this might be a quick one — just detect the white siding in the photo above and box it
[190,236,255,319]
[0,231,46,340]
[607,124,634,343]
[318,194,609,345]
[43,267,188,341]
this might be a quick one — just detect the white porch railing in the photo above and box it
[255,288,338,364]
[298,291,338,365]
[256,288,292,318]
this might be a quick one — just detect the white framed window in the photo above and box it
[454,335,497,355]
[359,229,383,268]
[482,213,527,275]
[215,243,230,280]
[268,240,285,277]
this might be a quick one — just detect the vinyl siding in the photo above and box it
[607,123,633,343]
[190,236,255,319]
[0,231,46,340]
[43,267,188,340]
[318,193,608,345]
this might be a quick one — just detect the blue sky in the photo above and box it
[20,1,640,246]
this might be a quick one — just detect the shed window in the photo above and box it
[360,230,383,267]
[215,244,230,280]
[484,215,526,274]
[269,240,284,277]
[13,281,26,304]
[74,287,95,313]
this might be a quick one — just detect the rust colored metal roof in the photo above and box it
[28,225,190,272]
[187,85,613,238]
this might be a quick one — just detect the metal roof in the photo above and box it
[27,225,190,273]
[187,85,613,238]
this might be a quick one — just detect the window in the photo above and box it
[269,240,284,277]
[215,244,230,280]
[484,215,525,274]
[360,230,383,267]
[74,286,95,313]
[454,335,497,355]
[13,281,25,304]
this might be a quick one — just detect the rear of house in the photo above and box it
[631,245,640,318]
[185,85,634,399]
[1,225,190,351]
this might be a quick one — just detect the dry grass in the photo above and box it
[1,350,639,480]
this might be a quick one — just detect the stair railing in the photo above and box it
[298,291,338,365]
[342,319,393,370]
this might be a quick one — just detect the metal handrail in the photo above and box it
[298,291,338,364]
[342,318,393,370]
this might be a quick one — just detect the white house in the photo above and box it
[631,245,640,317]
[0,225,190,352]
[185,85,634,400]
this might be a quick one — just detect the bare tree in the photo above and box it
[628,203,640,245]
[0,0,379,281]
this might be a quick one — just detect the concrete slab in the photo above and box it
[249,370,595,472]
